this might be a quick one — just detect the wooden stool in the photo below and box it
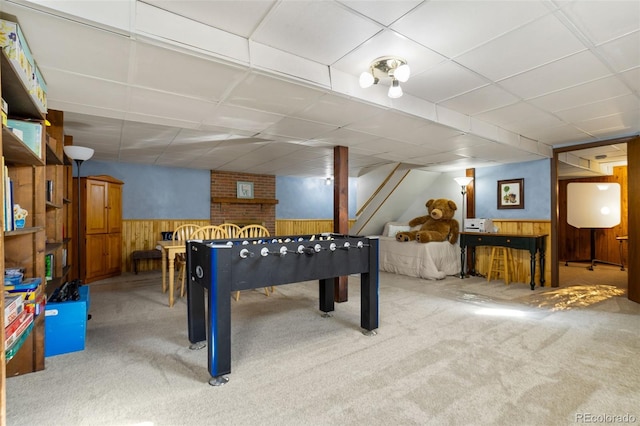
[487,247,515,285]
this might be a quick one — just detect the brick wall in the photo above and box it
[210,171,276,234]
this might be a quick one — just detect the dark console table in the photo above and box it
[186,234,379,385]
[459,232,548,290]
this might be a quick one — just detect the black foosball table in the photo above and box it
[186,233,379,385]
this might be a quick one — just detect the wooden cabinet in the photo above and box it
[76,175,123,283]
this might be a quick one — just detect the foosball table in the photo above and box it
[186,233,379,385]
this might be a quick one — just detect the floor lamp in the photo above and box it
[63,146,95,283]
[566,182,622,270]
[454,176,474,229]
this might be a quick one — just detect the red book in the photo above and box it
[4,309,33,348]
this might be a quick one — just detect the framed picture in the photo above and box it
[497,178,524,209]
[236,181,254,199]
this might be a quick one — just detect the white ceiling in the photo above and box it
[2,0,638,178]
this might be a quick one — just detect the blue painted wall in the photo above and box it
[275,176,358,218]
[80,158,548,221]
[81,161,210,219]
[80,161,357,220]
[475,159,551,219]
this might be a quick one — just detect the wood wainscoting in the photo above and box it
[470,220,551,287]
[122,219,209,273]
[121,219,356,273]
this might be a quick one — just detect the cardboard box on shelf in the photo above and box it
[6,119,43,158]
[0,19,36,90]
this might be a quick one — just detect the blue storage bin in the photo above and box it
[44,286,90,357]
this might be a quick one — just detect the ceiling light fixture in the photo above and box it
[359,56,410,99]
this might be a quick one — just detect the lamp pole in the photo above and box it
[74,159,84,282]
[64,146,94,283]
[454,176,474,230]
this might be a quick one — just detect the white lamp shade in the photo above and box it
[359,71,375,88]
[394,64,411,82]
[567,182,621,228]
[388,81,403,98]
[64,145,95,161]
[454,176,474,186]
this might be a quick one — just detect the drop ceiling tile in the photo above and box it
[440,134,497,153]
[440,84,519,116]
[456,14,586,81]
[621,67,640,92]
[261,117,337,139]
[560,0,640,45]
[143,0,276,38]
[203,104,284,133]
[338,0,422,26]
[226,73,326,115]
[576,110,640,135]
[498,50,612,99]
[555,94,639,123]
[528,75,632,112]
[524,124,596,145]
[402,60,488,103]
[597,32,640,73]
[345,110,431,139]
[128,87,217,122]
[43,69,129,111]
[291,94,383,126]
[475,102,560,129]
[252,1,381,64]
[390,0,550,58]
[316,128,382,146]
[131,42,247,100]
[6,3,132,83]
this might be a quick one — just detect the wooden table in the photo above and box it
[459,232,548,290]
[157,240,186,307]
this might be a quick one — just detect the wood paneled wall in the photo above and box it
[558,166,628,265]
[472,220,551,286]
[121,219,356,273]
[121,219,209,273]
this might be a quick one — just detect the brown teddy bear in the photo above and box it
[395,198,459,244]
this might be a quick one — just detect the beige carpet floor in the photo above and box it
[5,265,639,426]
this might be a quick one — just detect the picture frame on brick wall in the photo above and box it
[237,181,254,199]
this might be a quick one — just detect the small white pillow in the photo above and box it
[386,224,411,237]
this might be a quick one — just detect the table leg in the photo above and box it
[529,251,536,290]
[161,247,167,293]
[168,251,175,307]
[539,249,546,288]
[460,246,466,278]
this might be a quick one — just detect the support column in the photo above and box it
[628,138,639,303]
[333,146,349,302]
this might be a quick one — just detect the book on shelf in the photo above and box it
[4,294,25,324]
[45,253,54,281]
[4,308,33,349]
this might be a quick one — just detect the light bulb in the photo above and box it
[359,71,374,88]
[388,79,402,98]
[394,63,410,82]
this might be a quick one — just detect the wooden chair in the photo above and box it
[171,224,201,298]
[190,225,229,240]
[219,223,242,239]
[238,224,270,239]
[235,224,272,300]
